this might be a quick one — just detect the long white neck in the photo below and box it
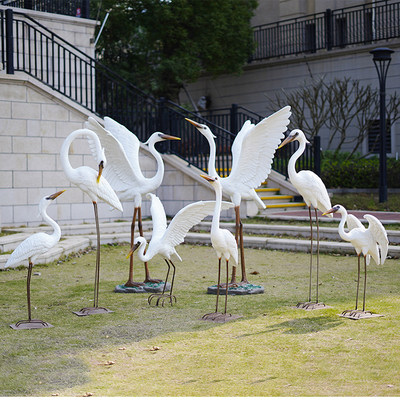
[136,238,152,262]
[147,142,165,188]
[288,139,306,183]
[60,129,102,180]
[42,204,61,243]
[206,136,218,177]
[337,208,352,242]
[211,183,222,234]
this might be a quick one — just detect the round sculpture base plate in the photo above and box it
[72,306,113,316]
[207,283,264,295]
[10,319,54,330]
[115,281,171,294]
[339,310,384,320]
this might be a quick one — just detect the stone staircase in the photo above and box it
[2,219,399,270]
[255,183,306,213]
[216,166,307,214]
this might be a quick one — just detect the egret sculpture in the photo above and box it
[278,129,332,310]
[127,193,234,306]
[60,128,123,316]
[186,106,291,288]
[201,174,242,322]
[323,205,388,319]
[85,117,181,290]
[5,190,65,329]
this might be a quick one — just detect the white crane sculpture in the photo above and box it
[201,174,242,322]
[60,128,123,316]
[127,193,234,306]
[186,106,291,290]
[5,190,65,329]
[323,204,388,319]
[85,117,181,290]
[278,129,332,310]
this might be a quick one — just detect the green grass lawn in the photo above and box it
[0,244,399,396]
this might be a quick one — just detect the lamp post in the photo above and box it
[370,47,394,203]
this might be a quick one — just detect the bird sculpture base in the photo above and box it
[295,301,331,310]
[339,310,384,320]
[201,312,242,323]
[72,306,113,316]
[207,283,264,295]
[114,281,170,294]
[10,319,54,330]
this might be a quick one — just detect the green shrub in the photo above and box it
[321,153,400,188]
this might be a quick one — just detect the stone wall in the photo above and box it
[0,73,236,228]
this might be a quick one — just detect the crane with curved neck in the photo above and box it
[200,174,241,323]
[61,128,122,316]
[323,204,388,318]
[278,129,332,310]
[128,192,234,306]
[5,190,65,329]
[186,106,291,289]
[85,117,181,289]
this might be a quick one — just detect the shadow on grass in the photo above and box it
[237,315,343,337]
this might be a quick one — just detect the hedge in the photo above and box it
[321,157,400,188]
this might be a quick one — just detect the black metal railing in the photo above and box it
[0,0,89,18]
[0,8,319,179]
[252,0,400,61]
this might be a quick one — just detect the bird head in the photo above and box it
[38,190,66,216]
[185,118,217,139]
[322,204,342,216]
[97,160,105,184]
[278,129,309,149]
[126,236,146,259]
[200,174,220,187]
[145,132,181,146]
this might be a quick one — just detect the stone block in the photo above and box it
[12,102,41,120]
[27,89,53,104]
[27,154,56,171]
[0,206,12,225]
[164,170,183,186]
[41,137,65,154]
[13,137,42,154]
[0,83,26,101]
[14,171,42,188]
[173,185,194,201]
[27,120,56,137]
[55,121,84,137]
[0,101,11,118]
[0,172,12,188]
[41,104,69,121]
[0,136,12,152]
[0,119,27,136]
[13,204,38,224]
[0,154,26,171]
[42,170,69,187]
[0,188,27,206]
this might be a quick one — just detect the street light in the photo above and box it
[370,47,394,203]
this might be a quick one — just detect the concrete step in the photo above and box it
[2,221,399,270]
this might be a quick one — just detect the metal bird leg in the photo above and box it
[362,255,367,312]
[202,259,242,323]
[315,208,320,303]
[356,254,361,310]
[148,259,177,306]
[296,207,327,310]
[139,207,161,284]
[10,261,53,329]
[73,202,112,316]
[230,206,248,285]
[125,207,144,287]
